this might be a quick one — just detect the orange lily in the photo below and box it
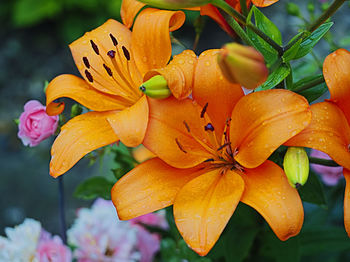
[45,8,195,177]
[112,49,311,256]
[285,48,350,236]
[121,0,278,35]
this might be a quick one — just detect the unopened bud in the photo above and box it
[137,0,212,9]
[287,3,301,17]
[218,43,268,90]
[283,147,310,188]
[307,2,315,13]
[139,75,172,99]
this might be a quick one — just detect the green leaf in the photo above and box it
[293,22,333,59]
[74,176,114,200]
[283,34,304,62]
[246,6,281,65]
[291,74,327,102]
[300,226,350,255]
[256,63,290,91]
[298,170,327,207]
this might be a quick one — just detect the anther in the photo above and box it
[200,103,208,118]
[175,138,187,153]
[204,158,215,162]
[183,121,190,132]
[109,33,118,46]
[139,85,146,92]
[204,123,214,132]
[107,50,116,58]
[122,46,131,61]
[85,70,93,83]
[82,57,90,69]
[103,64,113,76]
[90,40,99,55]
[217,142,231,151]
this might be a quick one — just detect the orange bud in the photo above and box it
[137,0,211,9]
[218,43,269,90]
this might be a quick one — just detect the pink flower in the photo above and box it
[18,100,58,147]
[36,232,72,262]
[310,149,343,186]
[131,213,168,262]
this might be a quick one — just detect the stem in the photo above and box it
[239,0,248,17]
[283,32,307,52]
[294,75,325,92]
[308,0,346,32]
[58,176,67,244]
[309,157,340,167]
[193,33,200,51]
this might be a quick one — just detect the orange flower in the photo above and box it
[286,49,350,236]
[121,0,279,35]
[112,49,311,256]
[45,8,193,178]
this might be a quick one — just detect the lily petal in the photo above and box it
[131,8,185,76]
[252,0,279,7]
[323,48,350,122]
[344,169,350,237]
[46,74,129,116]
[121,0,145,28]
[200,4,234,35]
[230,89,311,169]
[107,95,149,147]
[241,160,304,241]
[144,49,197,100]
[193,49,244,137]
[50,111,119,178]
[112,157,205,220]
[285,102,350,170]
[143,97,213,168]
[174,168,244,256]
[70,19,142,100]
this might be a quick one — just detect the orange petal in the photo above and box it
[241,160,304,241]
[112,157,205,220]
[230,89,311,169]
[107,95,148,147]
[46,74,129,116]
[131,8,185,76]
[285,102,350,170]
[323,49,350,123]
[144,49,197,100]
[121,0,145,28]
[252,0,279,7]
[143,97,213,168]
[200,5,234,35]
[174,168,244,256]
[193,49,244,137]
[70,19,142,101]
[132,145,155,163]
[50,111,119,178]
[344,169,350,237]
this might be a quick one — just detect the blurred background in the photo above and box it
[1,0,350,258]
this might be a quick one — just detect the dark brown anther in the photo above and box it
[204,158,214,162]
[110,33,118,46]
[200,103,208,118]
[204,123,214,132]
[183,121,190,132]
[122,46,130,61]
[103,64,113,76]
[217,142,231,151]
[90,40,99,55]
[175,138,187,153]
[82,57,90,69]
[107,50,116,58]
[85,70,93,83]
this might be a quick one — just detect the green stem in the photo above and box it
[309,157,340,167]
[212,0,284,55]
[294,75,325,92]
[239,0,248,17]
[283,32,307,52]
[308,0,346,32]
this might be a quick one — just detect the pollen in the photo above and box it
[110,33,118,46]
[82,57,90,68]
[200,103,208,118]
[122,46,131,61]
[85,70,93,83]
[103,64,113,76]
[90,40,99,55]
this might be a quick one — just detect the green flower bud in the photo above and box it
[71,104,83,118]
[283,147,310,188]
[307,2,315,13]
[137,0,212,9]
[286,3,301,17]
[139,75,172,99]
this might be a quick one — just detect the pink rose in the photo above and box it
[310,149,343,186]
[36,234,72,262]
[18,100,58,147]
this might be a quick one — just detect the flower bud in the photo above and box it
[71,103,83,118]
[217,43,268,90]
[283,147,310,188]
[139,75,172,99]
[137,0,212,9]
[286,3,301,17]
